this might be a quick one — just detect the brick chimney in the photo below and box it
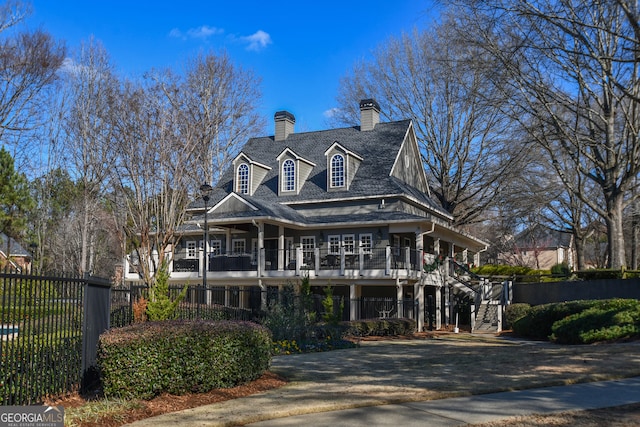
[359,99,380,131]
[274,111,295,141]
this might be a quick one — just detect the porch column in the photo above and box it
[444,285,451,327]
[396,281,403,319]
[462,249,468,265]
[433,238,440,256]
[259,280,267,311]
[415,230,424,276]
[256,221,264,275]
[435,286,442,330]
[225,230,232,255]
[473,252,481,267]
[415,282,424,331]
[349,284,358,321]
[278,226,285,271]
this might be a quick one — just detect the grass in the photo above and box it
[63,399,144,427]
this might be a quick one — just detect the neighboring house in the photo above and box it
[125,99,489,331]
[497,224,574,271]
[0,233,32,273]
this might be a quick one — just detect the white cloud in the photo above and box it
[240,30,272,51]
[187,25,224,39]
[169,25,223,40]
[323,108,339,119]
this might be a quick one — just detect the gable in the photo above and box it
[276,148,316,196]
[232,153,271,196]
[211,193,258,215]
[324,142,363,191]
[389,123,430,195]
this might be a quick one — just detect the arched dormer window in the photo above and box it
[330,154,345,188]
[282,159,295,192]
[237,163,249,194]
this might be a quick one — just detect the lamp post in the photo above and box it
[200,183,213,302]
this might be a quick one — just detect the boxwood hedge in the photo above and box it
[512,299,640,344]
[97,320,272,399]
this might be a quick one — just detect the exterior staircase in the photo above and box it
[474,301,500,333]
[447,260,503,334]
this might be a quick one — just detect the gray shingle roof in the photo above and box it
[190,120,448,218]
[0,233,31,257]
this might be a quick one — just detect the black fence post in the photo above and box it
[81,275,112,391]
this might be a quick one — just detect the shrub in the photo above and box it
[504,303,531,329]
[512,300,593,340]
[550,299,640,344]
[550,263,570,276]
[575,269,624,280]
[343,318,416,338]
[97,320,272,400]
[472,264,536,277]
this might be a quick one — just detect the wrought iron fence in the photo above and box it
[0,270,111,405]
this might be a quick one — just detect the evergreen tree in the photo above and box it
[0,147,34,258]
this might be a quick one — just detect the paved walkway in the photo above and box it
[247,377,640,426]
[124,336,640,427]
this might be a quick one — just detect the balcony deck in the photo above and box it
[125,246,424,283]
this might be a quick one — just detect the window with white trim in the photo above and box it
[343,234,355,254]
[282,159,295,192]
[237,163,249,194]
[360,233,372,254]
[210,239,222,255]
[232,239,246,255]
[328,235,341,254]
[186,241,197,259]
[301,236,316,262]
[393,235,401,256]
[330,154,345,188]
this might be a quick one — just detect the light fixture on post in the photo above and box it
[200,183,213,300]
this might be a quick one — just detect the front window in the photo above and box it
[301,236,316,262]
[210,239,221,256]
[237,163,249,194]
[343,234,355,254]
[360,233,372,254]
[328,235,341,254]
[330,154,345,188]
[282,159,295,192]
[186,241,197,259]
[232,239,246,254]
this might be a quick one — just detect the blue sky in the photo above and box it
[28,1,438,134]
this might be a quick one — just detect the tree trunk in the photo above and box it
[573,234,586,271]
[606,195,626,269]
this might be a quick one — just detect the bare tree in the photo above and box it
[332,15,524,226]
[0,2,65,171]
[109,78,200,285]
[59,38,118,275]
[153,51,265,187]
[110,51,264,286]
[455,0,640,268]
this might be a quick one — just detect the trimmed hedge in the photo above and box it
[343,318,416,337]
[512,300,594,340]
[551,299,640,344]
[504,303,531,329]
[512,299,640,344]
[97,320,272,399]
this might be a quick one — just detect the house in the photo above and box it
[0,233,32,273]
[497,224,574,271]
[124,99,489,331]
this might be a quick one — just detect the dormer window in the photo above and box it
[330,154,345,188]
[282,159,295,192]
[237,163,249,194]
